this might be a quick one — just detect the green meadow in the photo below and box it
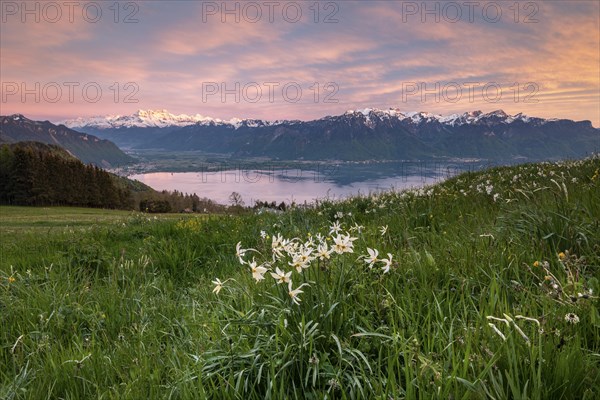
[1,157,599,399]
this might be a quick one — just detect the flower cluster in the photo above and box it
[212,221,398,305]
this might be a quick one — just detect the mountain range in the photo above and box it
[62,109,600,161]
[1,115,134,167]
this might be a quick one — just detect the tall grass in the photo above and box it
[1,156,599,399]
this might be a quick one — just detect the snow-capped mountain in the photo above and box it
[341,108,548,127]
[60,109,286,130]
[57,108,598,160]
[61,108,550,130]
[61,109,224,129]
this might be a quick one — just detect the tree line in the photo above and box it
[0,142,132,208]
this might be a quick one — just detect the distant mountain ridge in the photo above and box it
[0,115,134,167]
[61,109,599,161]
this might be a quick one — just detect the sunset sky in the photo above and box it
[1,0,599,125]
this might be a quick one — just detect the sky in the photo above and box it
[1,0,599,126]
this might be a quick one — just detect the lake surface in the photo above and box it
[130,161,488,205]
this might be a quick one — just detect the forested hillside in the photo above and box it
[0,142,132,208]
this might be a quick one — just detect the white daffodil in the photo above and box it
[212,278,224,294]
[332,234,357,254]
[305,237,315,248]
[289,253,310,273]
[298,247,314,264]
[288,281,309,305]
[270,267,292,284]
[329,221,342,235]
[380,253,393,273]
[249,259,268,282]
[236,241,247,264]
[351,223,364,233]
[271,234,285,258]
[316,243,332,260]
[364,247,379,268]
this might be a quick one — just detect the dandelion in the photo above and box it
[380,253,393,274]
[249,259,268,282]
[533,261,540,267]
[558,252,566,260]
[8,276,16,284]
[564,313,580,324]
[380,225,388,236]
[270,267,292,284]
[211,278,224,294]
[364,248,379,268]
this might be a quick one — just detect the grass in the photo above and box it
[1,156,599,399]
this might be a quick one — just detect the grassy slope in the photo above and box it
[0,157,599,399]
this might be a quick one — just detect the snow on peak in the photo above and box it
[58,108,549,130]
[60,109,223,129]
[59,109,288,130]
[342,108,545,126]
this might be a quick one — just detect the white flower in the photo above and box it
[332,234,357,254]
[271,234,285,258]
[335,211,344,219]
[236,242,247,264]
[316,243,331,260]
[380,253,393,273]
[270,267,292,284]
[289,253,310,273]
[260,230,267,239]
[288,281,309,305]
[351,223,364,233]
[364,248,379,268]
[329,221,342,235]
[304,236,315,248]
[249,259,268,282]
[380,225,388,236]
[564,313,580,324]
[212,278,224,294]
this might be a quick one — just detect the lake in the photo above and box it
[130,160,490,205]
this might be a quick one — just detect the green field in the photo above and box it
[1,157,599,399]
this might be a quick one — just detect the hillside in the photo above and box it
[1,155,598,399]
[0,115,134,167]
[0,142,133,208]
